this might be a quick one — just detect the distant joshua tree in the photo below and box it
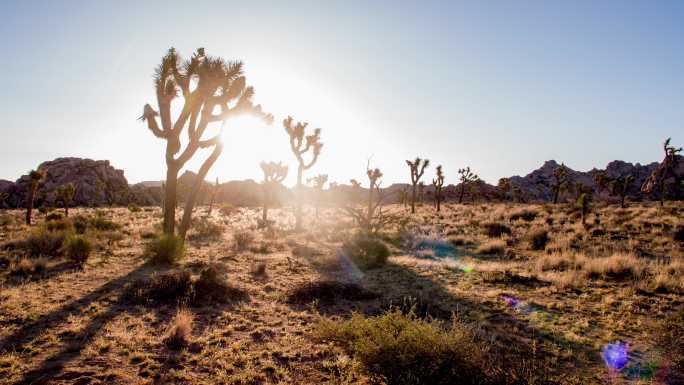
[398,188,409,209]
[55,183,76,217]
[140,47,271,240]
[593,171,610,197]
[610,175,634,208]
[345,165,394,234]
[577,192,592,225]
[0,192,8,209]
[551,164,569,204]
[498,177,512,201]
[284,116,323,231]
[432,165,445,211]
[642,138,682,206]
[457,167,478,204]
[26,169,45,225]
[206,177,220,217]
[260,162,288,226]
[308,174,328,218]
[405,157,429,213]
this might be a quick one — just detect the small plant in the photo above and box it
[233,230,255,251]
[63,235,92,266]
[145,234,185,265]
[342,234,390,269]
[219,203,238,217]
[18,227,68,257]
[526,228,549,251]
[45,212,63,221]
[287,280,378,304]
[89,212,120,231]
[508,208,538,222]
[259,161,288,226]
[164,309,194,350]
[10,257,47,276]
[482,222,511,238]
[432,165,445,211]
[609,175,634,208]
[188,217,223,241]
[72,214,89,234]
[475,239,506,255]
[127,203,141,213]
[25,168,45,225]
[55,183,76,217]
[577,192,592,225]
[45,217,71,232]
[457,166,479,204]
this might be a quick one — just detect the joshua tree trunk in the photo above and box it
[621,194,626,209]
[459,184,466,204]
[552,189,560,205]
[163,165,179,235]
[410,185,417,213]
[64,201,69,218]
[26,187,37,225]
[296,165,304,231]
[262,203,269,224]
[178,144,223,240]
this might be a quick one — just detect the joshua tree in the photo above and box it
[398,188,409,209]
[610,175,634,208]
[344,164,395,234]
[551,164,570,204]
[26,169,45,225]
[260,161,288,226]
[432,165,445,211]
[642,138,682,206]
[0,192,8,209]
[284,116,323,231]
[55,183,76,217]
[308,174,328,218]
[206,178,220,217]
[593,171,610,197]
[140,47,271,239]
[498,177,512,201]
[577,192,592,225]
[457,167,478,204]
[405,157,429,213]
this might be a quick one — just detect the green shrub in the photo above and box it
[45,218,72,232]
[127,203,141,212]
[314,310,488,385]
[20,228,68,257]
[526,228,550,251]
[145,234,185,264]
[90,212,120,231]
[482,222,511,237]
[342,234,390,270]
[63,235,92,265]
[45,212,64,221]
[72,215,89,234]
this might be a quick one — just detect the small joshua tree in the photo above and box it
[498,177,512,201]
[284,116,323,231]
[26,169,45,225]
[260,162,288,226]
[577,192,592,225]
[140,47,271,240]
[551,164,569,204]
[432,165,445,211]
[345,164,395,234]
[55,183,76,217]
[593,171,610,198]
[610,175,634,208]
[457,166,478,204]
[398,188,409,209]
[405,157,429,213]
[308,174,328,218]
[206,178,220,217]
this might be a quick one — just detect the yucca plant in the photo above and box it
[139,47,272,239]
[284,116,323,231]
[610,175,634,208]
[551,164,569,204]
[577,192,592,225]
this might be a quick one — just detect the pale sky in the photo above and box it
[1,1,682,187]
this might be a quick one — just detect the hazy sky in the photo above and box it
[1,1,682,187]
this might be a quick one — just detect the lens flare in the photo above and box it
[602,342,629,370]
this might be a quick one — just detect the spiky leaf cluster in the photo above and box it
[260,161,289,184]
[284,116,323,170]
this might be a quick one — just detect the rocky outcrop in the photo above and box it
[4,158,130,208]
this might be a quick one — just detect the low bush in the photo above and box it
[526,228,549,251]
[62,235,92,265]
[9,257,47,276]
[219,204,238,217]
[583,253,645,280]
[475,240,506,255]
[45,212,64,222]
[194,264,248,305]
[342,234,390,269]
[90,212,120,231]
[124,269,194,305]
[482,222,511,238]
[286,280,378,304]
[188,218,223,241]
[127,203,141,213]
[509,208,538,222]
[72,215,89,234]
[45,218,72,232]
[314,310,489,385]
[145,234,185,265]
[19,228,68,257]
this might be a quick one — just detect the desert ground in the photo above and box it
[0,202,683,385]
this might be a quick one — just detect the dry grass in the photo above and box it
[163,308,194,350]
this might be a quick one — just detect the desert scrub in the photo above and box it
[145,234,185,264]
[15,227,68,257]
[62,235,92,265]
[127,203,141,213]
[475,239,506,255]
[525,227,549,251]
[342,234,390,269]
[9,257,47,276]
[482,222,511,237]
[286,280,378,304]
[219,203,238,216]
[314,310,489,385]
[188,217,223,241]
[508,208,538,222]
[583,253,646,280]
[233,230,255,251]
[89,212,120,231]
[164,309,194,350]
[656,308,684,381]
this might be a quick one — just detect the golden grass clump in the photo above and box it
[164,309,194,350]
